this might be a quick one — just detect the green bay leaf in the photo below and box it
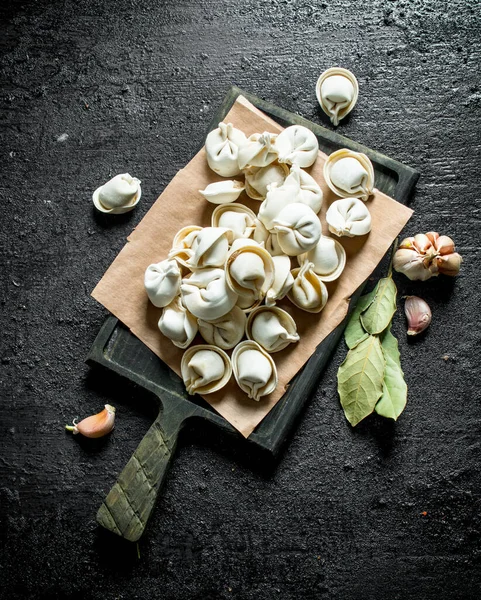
[337,335,385,427]
[344,286,378,349]
[361,276,397,335]
[375,326,408,420]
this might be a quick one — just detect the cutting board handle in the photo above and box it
[96,408,184,542]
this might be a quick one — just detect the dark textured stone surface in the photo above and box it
[0,0,480,598]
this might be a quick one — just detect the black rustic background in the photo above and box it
[1,0,480,598]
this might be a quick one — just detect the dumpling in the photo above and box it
[225,240,275,303]
[324,149,375,201]
[257,182,298,231]
[168,225,202,268]
[181,268,238,321]
[265,255,294,306]
[232,340,278,401]
[283,164,323,214]
[275,125,319,168]
[205,122,247,177]
[271,203,321,256]
[316,67,359,126]
[158,297,198,349]
[211,204,256,241]
[326,198,372,237]
[287,262,328,313]
[197,306,246,350]
[186,227,233,269]
[243,162,289,201]
[252,219,284,257]
[93,173,141,214]
[199,180,245,204]
[237,132,279,170]
[246,306,299,353]
[298,235,346,282]
[144,259,182,308]
[181,345,232,395]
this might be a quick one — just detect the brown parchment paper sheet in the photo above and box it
[92,96,413,438]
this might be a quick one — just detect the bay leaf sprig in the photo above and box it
[337,275,407,426]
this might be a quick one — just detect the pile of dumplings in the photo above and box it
[144,121,376,402]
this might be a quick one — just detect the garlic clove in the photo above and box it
[404,296,432,336]
[199,180,245,204]
[393,248,434,281]
[66,404,116,438]
[413,233,433,255]
[436,252,462,276]
[425,231,439,246]
[434,235,456,256]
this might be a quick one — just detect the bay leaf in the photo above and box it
[344,286,377,349]
[361,276,397,335]
[375,326,408,420]
[337,335,385,426]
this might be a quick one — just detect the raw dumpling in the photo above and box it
[158,297,198,349]
[232,340,278,401]
[197,306,246,350]
[324,149,375,201]
[168,225,202,268]
[298,235,346,282]
[238,132,279,170]
[205,122,247,177]
[246,306,299,353]
[271,203,321,256]
[186,227,233,269]
[225,240,275,302]
[93,173,141,214]
[287,262,328,313]
[181,268,238,321]
[252,219,284,257]
[275,125,319,168]
[283,164,323,214]
[265,255,294,306]
[181,345,232,395]
[144,259,181,308]
[199,180,245,204]
[257,182,298,231]
[326,198,372,237]
[316,67,359,126]
[244,162,289,201]
[211,204,256,241]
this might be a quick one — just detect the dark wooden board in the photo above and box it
[88,86,419,542]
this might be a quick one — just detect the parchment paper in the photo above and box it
[92,96,413,438]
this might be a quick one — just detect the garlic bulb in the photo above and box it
[186,227,233,269]
[205,122,247,177]
[252,219,284,256]
[66,404,116,438]
[298,235,346,282]
[93,173,141,214]
[199,180,245,204]
[284,165,323,214]
[326,198,372,237]
[266,255,295,306]
[247,306,299,353]
[232,340,278,401]
[158,296,198,349]
[211,203,256,241]
[257,182,298,231]
[404,296,432,336]
[181,345,232,395]
[168,225,202,268]
[288,262,328,313]
[316,67,359,126]
[225,240,275,303]
[244,162,289,201]
[275,125,319,168]
[198,306,246,350]
[324,149,375,201]
[144,259,182,308]
[393,232,463,281]
[238,132,279,170]
[272,203,322,256]
[181,268,238,321]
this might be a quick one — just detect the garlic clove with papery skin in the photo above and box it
[66,404,116,438]
[404,296,432,336]
[394,232,462,280]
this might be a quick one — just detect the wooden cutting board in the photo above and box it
[87,86,419,542]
